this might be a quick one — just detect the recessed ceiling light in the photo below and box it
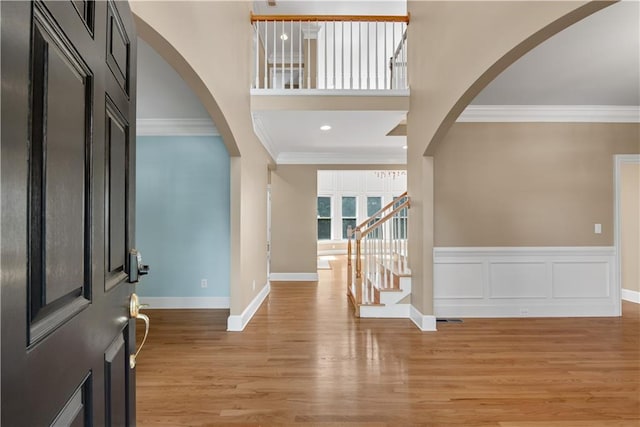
[320,125,331,131]
[402,145,408,150]
[280,33,288,41]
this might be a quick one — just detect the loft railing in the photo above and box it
[389,29,407,89]
[346,193,410,315]
[251,14,409,90]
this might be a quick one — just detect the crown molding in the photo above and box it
[277,151,407,165]
[458,105,640,123]
[251,113,278,161]
[136,119,219,136]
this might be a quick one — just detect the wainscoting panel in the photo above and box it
[551,262,610,298]
[489,262,547,299]
[434,247,619,318]
[433,262,484,299]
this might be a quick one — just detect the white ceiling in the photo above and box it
[136,1,639,163]
[254,110,407,162]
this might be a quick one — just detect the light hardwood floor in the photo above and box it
[136,259,640,426]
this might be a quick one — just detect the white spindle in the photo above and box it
[349,22,353,89]
[281,20,285,88]
[263,21,268,89]
[392,22,396,89]
[254,24,258,88]
[307,23,312,89]
[290,20,293,89]
[272,22,276,88]
[342,22,345,89]
[298,20,302,89]
[358,22,362,89]
[384,23,388,89]
[375,22,378,90]
[332,21,336,89]
[324,21,327,89]
[365,236,369,303]
[366,22,370,89]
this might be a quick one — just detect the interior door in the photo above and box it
[1,1,141,425]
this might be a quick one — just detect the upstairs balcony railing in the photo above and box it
[251,14,409,91]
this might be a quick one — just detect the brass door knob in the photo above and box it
[129,293,150,369]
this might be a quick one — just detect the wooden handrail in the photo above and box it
[250,13,410,24]
[357,191,407,230]
[360,199,410,238]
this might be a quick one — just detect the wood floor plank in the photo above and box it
[137,258,640,426]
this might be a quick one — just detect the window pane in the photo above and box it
[342,196,356,218]
[342,218,357,239]
[318,219,331,240]
[393,217,407,239]
[367,197,382,217]
[317,197,331,218]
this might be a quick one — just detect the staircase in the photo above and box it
[347,192,411,317]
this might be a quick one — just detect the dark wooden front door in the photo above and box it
[1,0,139,425]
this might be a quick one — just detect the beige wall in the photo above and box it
[406,0,605,314]
[434,123,640,247]
[621,163,640,292]
[270,166,318,273]
[132,1,273,315]
[408,0,609,155]
[270,164,405,276]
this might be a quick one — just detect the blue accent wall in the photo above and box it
[135,135,230,298]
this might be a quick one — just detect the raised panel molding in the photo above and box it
[434,262,484,299]
[489,262,547,299]
[434,247,618,317]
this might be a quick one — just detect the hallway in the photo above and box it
[136,259,640,426]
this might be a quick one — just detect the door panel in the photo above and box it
[106,1,131,96]
[51,374,92,427]
[106,100,129,279]
[105,330,128,426]
[1,0,139,425]
[32,6,92,309]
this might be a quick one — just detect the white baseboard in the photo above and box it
[138,296,229,309]
[434,246,619,318]
[227,282,270,332]
[410,305,437,331]
[269,272,319,281]
[622,288,640,304]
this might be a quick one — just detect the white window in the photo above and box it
[341,196,357,239]
[317,196,332,240]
